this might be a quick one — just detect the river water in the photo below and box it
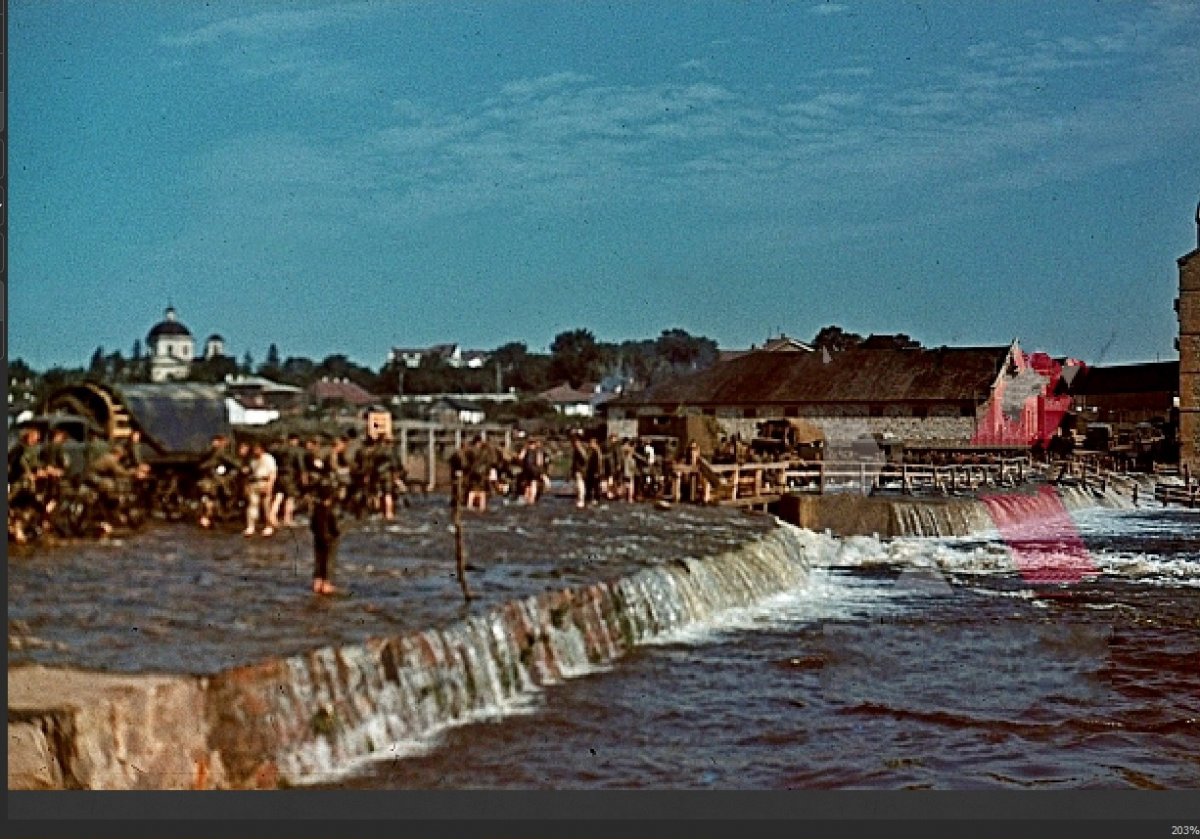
[8,498,1199,789]
[328,505,1200,790]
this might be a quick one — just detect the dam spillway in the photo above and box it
[8,484,1148,789]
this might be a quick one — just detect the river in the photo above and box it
[8,498,1198,789]
[326,505,1200,789]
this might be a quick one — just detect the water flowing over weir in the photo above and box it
[10,481,1153,789]
[205,525,811,787]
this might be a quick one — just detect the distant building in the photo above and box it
[718,333,814,364]
[388,344,490,370]
[146,307,195,383]
[606,340,1069,452]
[427,397,487,425]
[1062,361,1178,427]
[539,382,607,418]
[204,334,226,360]
[223,374,305,425]
[1178,203,1200,473]
[309,378,378,410]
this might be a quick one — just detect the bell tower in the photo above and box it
[1177,199,1200,475]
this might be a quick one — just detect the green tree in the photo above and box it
[811,325,864,352]
[549,328,608,389]
[188,355,238,384]
[87,347,107,381]
[259,343,283,380]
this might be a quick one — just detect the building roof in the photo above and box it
[309,379,377,406]
[147,307,192,340]
[614,345,1014,407]
[539,383,600,404]
[1066,361,1179,396]
[761,335,814,352]
[223,374,304,394]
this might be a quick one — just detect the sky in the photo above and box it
[9,0,1200,372]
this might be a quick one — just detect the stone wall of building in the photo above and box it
[610,406,979,450]
[1179,248,1200,474]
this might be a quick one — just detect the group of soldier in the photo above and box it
[6,425,412,544]
[192,431,411,536]
[8,419,691,544]
[447,431,675,512]
[7,425,152,543]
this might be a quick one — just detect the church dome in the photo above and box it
[147,307,192,340]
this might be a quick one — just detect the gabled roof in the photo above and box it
[539,383,599,404]
[223,374,304,394]
[1066,361,1179,396]
[309,379,377,406]
[614,345,1014,407]
[761,335,814,352]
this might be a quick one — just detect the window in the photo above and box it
[784,407,799,418]
[869,405,884,417]
[912,406,928,419]
[743,408,757,419]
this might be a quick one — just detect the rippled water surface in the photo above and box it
[9,499,1199,789]
[8,495,774,673]
[328,506,1200,789]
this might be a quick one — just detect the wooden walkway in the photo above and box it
[667,457,1034,509]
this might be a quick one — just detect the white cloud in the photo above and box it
[809,3,849,16]
[162,3,375,47]
[182,2,1200,233]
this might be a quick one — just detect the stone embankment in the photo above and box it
[9,482,1145,790]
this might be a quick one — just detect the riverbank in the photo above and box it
[8,481,1149,789]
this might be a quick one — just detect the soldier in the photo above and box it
[243,440,278,538]
[8,427,46,543]
[38,427,73,516]
[518,438,545,504]
[466,434,495,512]
[81,442,133,536]
[310,482,341,596]
[571,434,589,509]
[196,434,240,529]
[271,433,305,527]
[375,435,406,519]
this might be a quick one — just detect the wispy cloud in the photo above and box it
[809,3,849,16]
[181,2,1200,238]
[161,3,375,48]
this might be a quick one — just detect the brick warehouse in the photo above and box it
[1178,201,1200,474]
[605,340,1071,454]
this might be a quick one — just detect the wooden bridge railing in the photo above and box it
[672,456,1033,507]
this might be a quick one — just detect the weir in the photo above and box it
[8,482,1148,790]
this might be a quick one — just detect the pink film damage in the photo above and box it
[981,486,1098,585]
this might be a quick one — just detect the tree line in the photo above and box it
[12,324,898,411]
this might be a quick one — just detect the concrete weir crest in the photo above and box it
[8,485,1140,789]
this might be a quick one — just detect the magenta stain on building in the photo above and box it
[970,347,1078,448]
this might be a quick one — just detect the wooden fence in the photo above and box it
[670,457,1033,508]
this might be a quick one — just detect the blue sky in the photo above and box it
[10,0,1200,371]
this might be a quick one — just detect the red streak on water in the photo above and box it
[981,486,1098,585]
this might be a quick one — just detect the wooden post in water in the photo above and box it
[426,428,437,492]
[453,473,474,602]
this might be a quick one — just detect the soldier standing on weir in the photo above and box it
[310,473,341,596]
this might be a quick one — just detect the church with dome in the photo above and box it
[146,306,225,382]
